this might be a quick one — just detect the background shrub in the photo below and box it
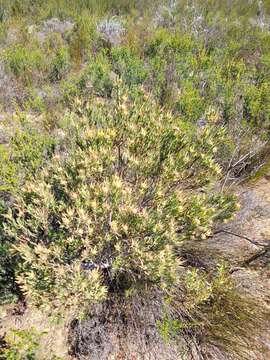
[79,52,113,97]
[49,47,70,82]
[111,46,148,87]
[5,45,43,85]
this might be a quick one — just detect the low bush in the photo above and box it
[0,328,41,360]
[5,82,236,316]
[79,52,113,97]
[4,45,43,85]
[68,13,97,63]
[0,118,55,302]
[49,47,70,82]
[111,46,148,87]
[0,327,62,360]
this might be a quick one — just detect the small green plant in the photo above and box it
[23,90,46,114]
[7,117,55,178]
[243,82,270,127]
[111,46,148,87]
[5,45,43,85]
[175,81,205,121]
[49,47,70,82]
[60,77,81,106]
[0,328,41,360]
[157,316,183,343]
[0,145,19,192]
[79,52,113,97]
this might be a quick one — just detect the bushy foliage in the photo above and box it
[0,199,16,303]
[0,327,62,360]
[5,82,236,315]
[0,328,41,360]
[111,46,148,87]
[0,117,55,302]
[4,45,43,85]
[68,13,97,63]
[0,120,55,191]
[49,47,70,82]
[0,0,270,357]
[79,52,113,97]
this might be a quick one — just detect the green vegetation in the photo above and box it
[49,47,70,82]
[0,328,41,360]
[5,84,236,316]
[158,265,266,359]
[0,0,269,358]
[0,327,62,360]
[0,116,55,302]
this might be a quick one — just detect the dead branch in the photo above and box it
[213,229,266,248]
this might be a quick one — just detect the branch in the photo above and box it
[213,229,266,248]
[213,229,270,272]
[241,247,270,267]
[230,246,270,273]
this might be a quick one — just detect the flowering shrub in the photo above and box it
[5,83,236,315]
[0,117,55,302]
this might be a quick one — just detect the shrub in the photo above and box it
[23,89,46,114]
[0,198,18,303]
[175,81,205,121]
[10,125,55,177]
[43,32,65,53]
[0,119,53,194]
[49,47,70,82]
[243,82,270,128]
[1,1,270,357]
[79,52,113,97]
[4,45,43,85]
[6,82,236,316]
[111,46,148,87]
[60,77,81,106]
[0,328,42,360]
[69,13,97,63]
[0,145,19,192]
[0,118,55,302]
[145,29,194,58]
